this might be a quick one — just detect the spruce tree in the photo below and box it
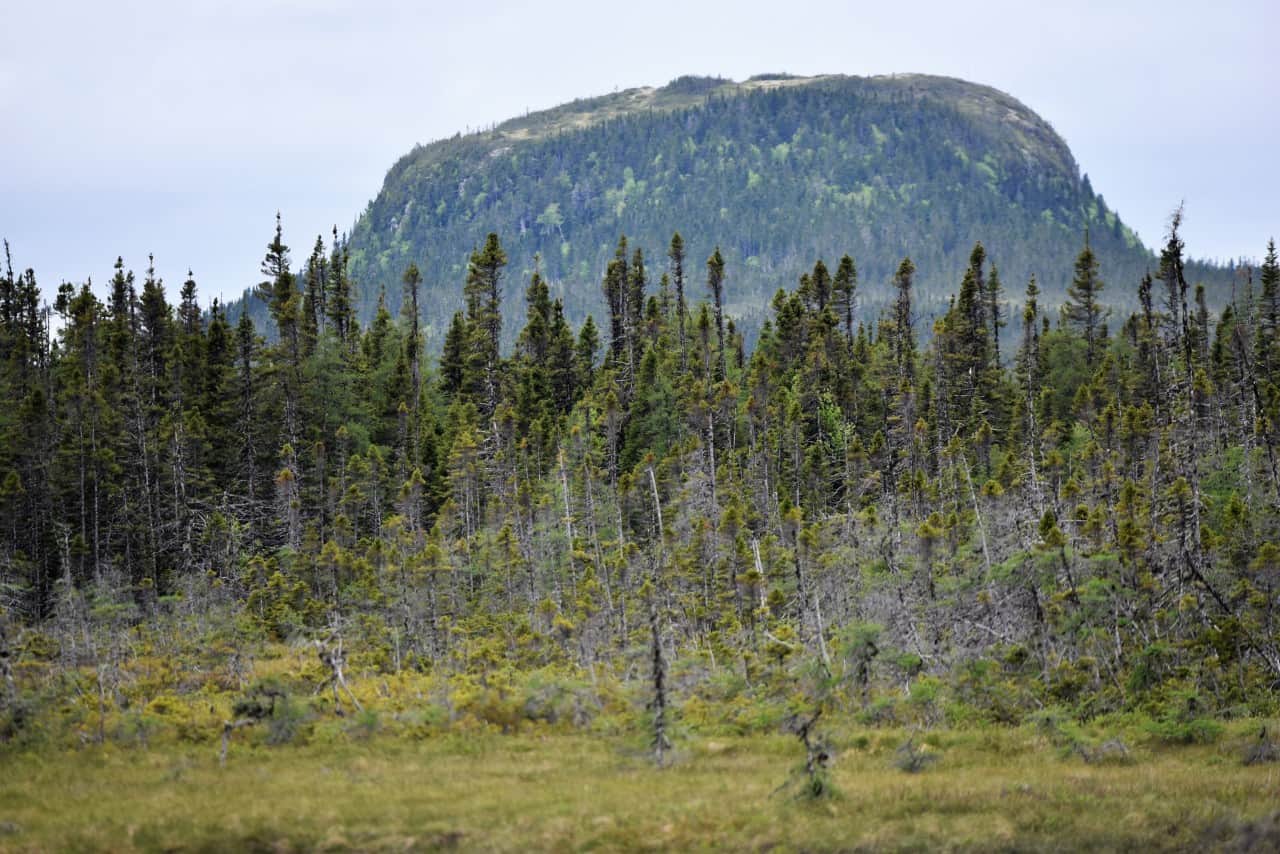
[832,254,857,345]
[603,237,628,375]
[668,232,687,371]
[402,261,424,418]
[892,257,917,385]
[575,315,600,393]
[326,227,355,349]
[234,310,262,527]
[439,311,466,397]
[707,247,727,381]
[462,233,507,418]
[1063,232,1106,367]
[302,236,328,353]
[202,301,237,492]
[1256,239,1279,371]
[986,263,1004,367]
[257,215,301,445]
[627,247,647,385]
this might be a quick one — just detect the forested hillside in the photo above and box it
[337,74,1234,350]
[1,209,1278,752]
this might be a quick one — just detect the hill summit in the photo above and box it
[345,73,1227,346]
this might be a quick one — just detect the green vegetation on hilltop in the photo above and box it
[341,73,1232,349]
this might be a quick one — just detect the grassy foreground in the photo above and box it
[1,726,1279,852]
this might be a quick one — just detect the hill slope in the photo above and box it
[345,73,1231,347]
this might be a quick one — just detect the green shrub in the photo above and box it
[348,708,380,740]
[266,693,311,746]
[856,697,897,727]
[1144,715,1223,746]
[904,676,942,726]
[1143,691,1225,745]
[519,671,597,728]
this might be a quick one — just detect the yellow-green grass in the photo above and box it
[0,727,1277,852]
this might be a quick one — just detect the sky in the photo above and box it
[2,0,1276,304]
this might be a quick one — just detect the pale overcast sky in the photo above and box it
[1,0,1276,303]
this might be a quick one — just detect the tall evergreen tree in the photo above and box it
[257,215,301,445]
[439,311,466,398]
[832,254,857,345]
[668,232,688,372]
[326,227,355,350]
[987,263,1005,367]
[302,235,328,353]
[462,233,507,418]
[603,237,628,375]
[1063,232,1106,367]
[402,261,424,419]
[627,247,647,386]
[707,247,727,381]
[1255,238,1278,371]
[891,257,917,386]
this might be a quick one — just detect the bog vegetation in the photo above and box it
[4,729,1280,851]
[0,206,1279,845]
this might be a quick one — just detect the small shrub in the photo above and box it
[1026,707,1073,741]
[349,708,380,740]
[1145,715,1224,746]
[118,711,162,747]
[1143,691,1225,746]
[856,697,897,727]
[894,736,939,773]
[904,676,943,726]
[520,672,596,729]
[231,678,288,722]
[1075,738,1133,765]
[265,693,310,746]
[1243,727,1279,766]
[400,704,450,739]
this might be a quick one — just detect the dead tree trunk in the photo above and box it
[315,635,362,715]
[648,583,669,767]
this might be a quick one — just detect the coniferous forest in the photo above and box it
[4,203,1280,845]
[338,74,1237,350]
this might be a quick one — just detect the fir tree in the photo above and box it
[402,261,424,418]
[707,247,727,381]
[462,233,507,418]
[326,227,355,349]
[832,254,857,346]
[668,232,688,371]
[1256,238,1278,371]
[1063,232,1106,367]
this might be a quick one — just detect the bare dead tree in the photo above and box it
[646,466,670,766]
[314,629,362,716]
[775,709,833,799]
